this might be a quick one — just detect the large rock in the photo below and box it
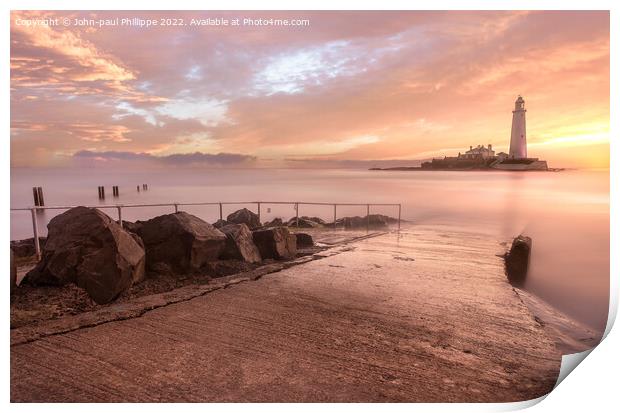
[263,217,283,228]
[213,219,229,229]
[252,227,297,260]
[287,217,321,228]
[337,214,391,229]
[505,235,532,287]
[226,208,261,230]
[122,220,143,235]
[10,249,17,291]
[295,233,314,248]
[138,212,226,274]
[10,237,47,258]
[301,216,326,225]
[220,224,262,263]
[23,207,146,304]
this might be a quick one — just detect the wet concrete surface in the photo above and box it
[11,225,561,402]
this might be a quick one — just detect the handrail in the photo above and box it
[10,201,401,211]
[12,200,402,259]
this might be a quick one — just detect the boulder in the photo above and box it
[10,249,17,291]
[252,227,297,260]
[122,220,143,235]
[301,216,326,225]
[23,207,146,304]
[213,219,229,229]
[338,216,365,228]
[287,217,320,228]
[263,217,283,227]
[295,233,314,248]
[505,235,532,287]
[337,214,391,229]
[138,212,226,274]
[226,208,261,230]
[220,224,262,263]
[10,237,47,258]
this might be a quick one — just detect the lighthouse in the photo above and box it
[509,96,527,159]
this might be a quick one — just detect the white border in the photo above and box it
[3,1,617,411]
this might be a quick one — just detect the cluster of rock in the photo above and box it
[19,207,312,305]
[264,213,397,229]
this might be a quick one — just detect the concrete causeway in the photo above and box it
[10,225,561,402]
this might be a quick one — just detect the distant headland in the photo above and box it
[371,96,559,172]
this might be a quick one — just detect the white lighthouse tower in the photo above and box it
[509,95,527,159]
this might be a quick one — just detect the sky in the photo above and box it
[10,10,610,169]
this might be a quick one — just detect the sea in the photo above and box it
[10,166,610,333]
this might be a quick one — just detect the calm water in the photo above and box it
[10,167,610,332]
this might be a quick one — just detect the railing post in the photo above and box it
[117,205,123,227]
[257,202,261,223]
[333,204,337,229]
[30,207,41,260]
[219,203,223,221]
[366,204,370,231]
[398,204,401,231]
[295,203,299,227]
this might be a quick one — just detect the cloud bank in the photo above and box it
[11,11,609,168]
[73,150,257,166]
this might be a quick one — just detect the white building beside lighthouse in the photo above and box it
[509,96,527,159]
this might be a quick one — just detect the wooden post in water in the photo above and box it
[295,203,299,227]
[98,186,105,200]
[37,187,44,206]
[112,186,119,197]
[32,187,40,206]
[219,203,223,221]
[174,203,179,213]
[137,185,140,192]
[257,202,261,223]
[333,204,337,229]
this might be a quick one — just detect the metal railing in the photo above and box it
[11,201,402,259]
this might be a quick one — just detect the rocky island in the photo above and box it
[371,96,554,172]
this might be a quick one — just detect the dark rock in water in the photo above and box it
[213,219,229,229]
[252,227,297,260]
[23,207,146,304]
[287,216,325,227]
[263,217,283,227]
[295,233,314,248]
[10,249,17,291]
[220,224,262,263]
[335,214,394,229]
[10,237,47,258]
[303,216,327,225]
[287,217,320,228]
[227,208,261,230]
[138,212,226,275]
[505,235,532,287]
